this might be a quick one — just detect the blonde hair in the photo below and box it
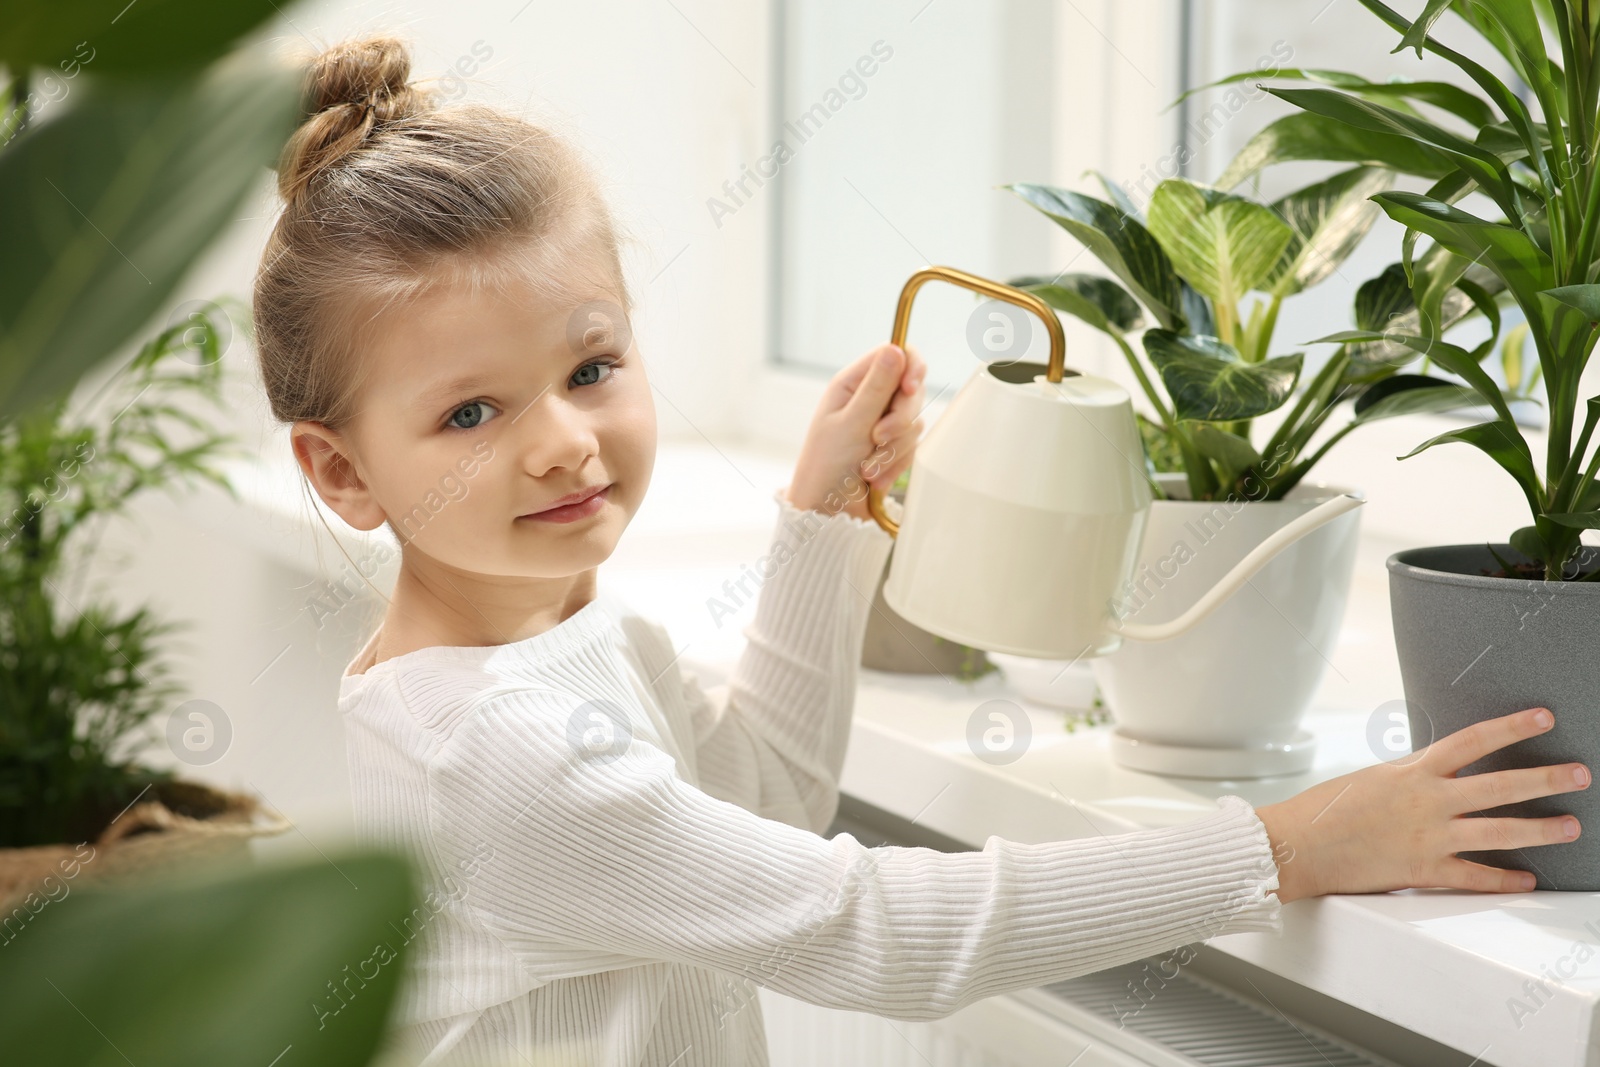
[253,33,632,436]
[251,34,633,618]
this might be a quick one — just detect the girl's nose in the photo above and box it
[513,398,601,476]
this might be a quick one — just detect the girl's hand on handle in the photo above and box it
[785,342,927,522]
[1257,707,1589,903]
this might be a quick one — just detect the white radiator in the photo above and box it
[759,956,1403,1067]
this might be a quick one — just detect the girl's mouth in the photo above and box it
[518,484,611,524]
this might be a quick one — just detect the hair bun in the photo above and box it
[276,35,433,205]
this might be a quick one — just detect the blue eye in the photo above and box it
[447,401,498,431]
[572,359,618,387]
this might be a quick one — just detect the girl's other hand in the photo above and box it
[785,342,927,523]
[1257,706,1589,903]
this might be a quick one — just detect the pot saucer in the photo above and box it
[1108,726,1316,779]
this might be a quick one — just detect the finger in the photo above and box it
[1422,706,1552,776]
[899,344,927,394]
[860,438,910,490]
[871,390,925,445]
[824,344,902,409]
[1452,761,1590,812]
[1434,857,1540,893]
[1452,812,1580,853]
[840,344,907,416]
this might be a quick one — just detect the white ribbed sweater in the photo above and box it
[339,487,1283,1067]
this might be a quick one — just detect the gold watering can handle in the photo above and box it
[865,266,1066,537]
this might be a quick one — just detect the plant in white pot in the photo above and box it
[1003,170,1503,776]
[1229,0,1600,888]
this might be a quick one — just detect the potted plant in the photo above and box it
[1218,0,1600,886]
[998,172,1493,775]
[0,304,289,909]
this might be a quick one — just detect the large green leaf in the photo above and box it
[1264,86,1516,213]
[0,852,418,1066]
[1010,273,1144,333]
[1217,112,1457,189]
[0,55,303,418]
[1145,179,1294,308]
[1143,329,1302,421]
[1006,184,1187,329]
[0,0,290,75]
[1264,167,1392,296]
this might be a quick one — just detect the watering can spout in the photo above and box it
[1111,492,1366,643]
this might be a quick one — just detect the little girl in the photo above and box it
[254,34,1591,1067]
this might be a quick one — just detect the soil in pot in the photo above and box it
[1389,543,1600,891]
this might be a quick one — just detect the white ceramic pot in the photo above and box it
[1092,474,1362,775]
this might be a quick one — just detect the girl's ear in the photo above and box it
[291,421,389,532]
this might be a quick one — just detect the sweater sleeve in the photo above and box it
[683,486,895,834]
[426,687,1284,1023]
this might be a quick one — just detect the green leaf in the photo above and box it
[1005,184,1187,330]
[1351,0,1551,194]
[1546,511,1600,529]
[0,0,290,76]
[1452,0,1564,125]
[1372,191,1556,300]
[1541,285,1600,321]
[1394,0,1456,57]
[1145,179,1295,307]
[1400,419,1541,513]
[1144,329,1302,420]
[1501,319,1531,391]
[1010,273,1144,333]
[1315,329,1515,423]
[1088,170,1143,219]
[1179,68,1496,126]
[1217,112,1457,189]
[1510,524,1549,560]
[1265,167,1392,296]
[1354,263,1419,334]
[0,56,304,419]
[0,851,418,1067]
[1182,420,1262,485]
[1351,374,1482,422]
[1263,86,1515,212]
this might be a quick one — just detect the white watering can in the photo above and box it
[865,265,1364,661]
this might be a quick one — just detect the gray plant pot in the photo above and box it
[1389,544,1600,891]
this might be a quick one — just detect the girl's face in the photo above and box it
[301,253,656,581]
